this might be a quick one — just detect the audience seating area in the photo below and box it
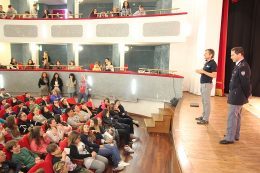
[0,90,140,172]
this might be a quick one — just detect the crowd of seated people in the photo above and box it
[0,85,140,172]
[90,58,114,72]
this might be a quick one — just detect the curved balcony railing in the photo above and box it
[0,8,181,20]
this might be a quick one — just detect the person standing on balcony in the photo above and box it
[30,4,38,18]
[121,1,131,16]
[42,9,50,18]
[6,5,17,19]
[195,49,217,125]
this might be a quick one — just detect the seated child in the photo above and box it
[5,140,42,171]
[47,143,91,173]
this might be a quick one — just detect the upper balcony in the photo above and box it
[0,12,188,44]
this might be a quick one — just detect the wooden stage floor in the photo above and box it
[172,93,260,173]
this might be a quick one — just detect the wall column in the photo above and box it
[67,44,75,65]
[74,0,80,18]
[67,0,75,14]
[112,44,120,68]
[0,43,11,65]
[113,0,124,8]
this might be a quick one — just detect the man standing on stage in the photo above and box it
[195,49,217,125]
[220,47,251,144]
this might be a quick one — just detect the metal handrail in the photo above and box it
[94,7,180,17]
[0,12,83,19]
[138,68,177,74]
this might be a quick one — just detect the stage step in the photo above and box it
[152,113,164,121]
[144,118,155,127]
[159,108,172,116]
[146,106,175,134]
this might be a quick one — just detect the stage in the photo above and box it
[172,93,260,173]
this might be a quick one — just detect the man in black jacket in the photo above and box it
[220,47,251,144]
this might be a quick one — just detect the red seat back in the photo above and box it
[0,110,6,119]
[59,137,68,151]
[67,97,77,105]
[28,160,54,173]
[16,95,25,102]
[12,105,20,114]
[47,104,53,112]
[35,98,43,105]
[61,114,68,123]
[27,112,34,120]
[89,64,95,70]
[6,98,13,105]
[18,134,31,150]
[25,101,30,108]
[2,147,12,160]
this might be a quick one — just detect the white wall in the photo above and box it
[0,0,10,11]
[170,0,223,95]
[0,42,11,65]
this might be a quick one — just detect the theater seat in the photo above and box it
[59,137,68,151]
[89,64,94,70]
[47,104,53,112]
[67,97,77,105]
[0,110,6,119]
[28,160,53,173]
[18,134,31,150]
[16,95,25,102]
[12,105,20,114]
[35,98,43,105]
[27,112,34,120]
[61,114,68,122]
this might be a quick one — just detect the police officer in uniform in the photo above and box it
[195,49,217,125]
[220,47,251,144]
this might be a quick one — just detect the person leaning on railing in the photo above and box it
[54,60,63,70]
[30,3,38,19]
[92,61,102,71]
[42,9,50,19]
[110,7,120,17]
[133,5,146,16]
[26,59,35,70]
[9,57,18,69]
[121,1,132,16]
[89,8,98,18]
[6,5,17,19]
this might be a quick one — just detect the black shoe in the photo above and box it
[197,120,208,125]
[219,139,234,144]
[224,135,239,141]
[195,116,203,121]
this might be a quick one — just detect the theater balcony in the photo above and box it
[0,12,188,44]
